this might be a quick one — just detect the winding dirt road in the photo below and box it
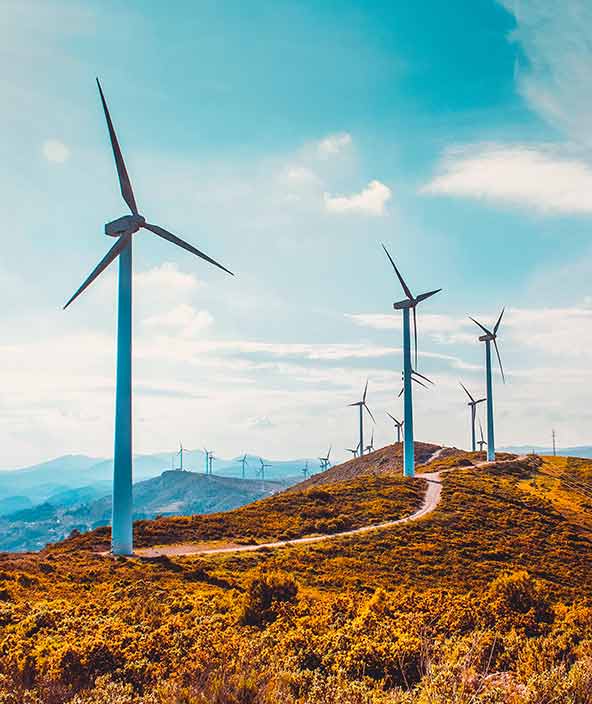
[136,449,446,559]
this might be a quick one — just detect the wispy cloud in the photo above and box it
[324,179,392,216]
[142,304,213,338]
[317,132,352,158]
[421,143,592,214]
[42,139,70,163]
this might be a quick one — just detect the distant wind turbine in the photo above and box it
[238,454,249,479]
[349,381,375,457]
[319,445,332,471]
[365,429,375,454]
[208,452,215,475]
[302,460,309,480]
[63,80,233,555]
[258,458,271,490]
[346,441,360,458]
[459,382,486,452]
[382,244,441,477]
[203,448,211,475]
[470,309,505,461]
[477,418,487,453]
[386,412,404,444]
[177,442,184,472]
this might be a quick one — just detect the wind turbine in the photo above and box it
[63,81,233,555]
[349,381,375,457]
[319,445,332,471]
[459,382,486,452]
[258,458,271,490]
[177,442,184,472]
[346,441,361,458]
[208,452,215,475]
[469,309,505,462]
[382,244,441,477]
[477,418,487,453]
[238,454,249,479]
[386,412,404,444]
[302,460,309,480]
[365,429,375,454]
[203,448,211,475]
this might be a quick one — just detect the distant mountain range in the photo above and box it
[0,451,319,552]
[0,469,289,552]
[500,445,592,458]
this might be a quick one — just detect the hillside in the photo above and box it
[0,472,285,552]
[1,444,592,702]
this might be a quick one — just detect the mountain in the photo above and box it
[0,470,287,552]
[501,444,592,458]
[6,444,592,702]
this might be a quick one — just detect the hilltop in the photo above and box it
[1,443,592,702]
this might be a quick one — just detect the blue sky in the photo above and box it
[2,0,592,467]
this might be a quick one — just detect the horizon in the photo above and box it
[3,0,592,467]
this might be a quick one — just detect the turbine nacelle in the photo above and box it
[478,332,495,342]
[105,214,146,237]
[393,298,415,310]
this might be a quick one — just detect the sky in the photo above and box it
[2,0,592,468]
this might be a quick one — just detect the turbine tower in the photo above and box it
[386,412,404,443]
[382,245,441,477]
[459,382,486,452]
[177,442,184,472]
[208,452,215,475]
[469,309,505,462]
[348,381,375,457]
[238,454,249,479]
[203,448,211,475]
[552,429,557,457]
[477,418,487,453]
[64,80,233,555]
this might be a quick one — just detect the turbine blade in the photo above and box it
[469,316,492,337]
[459,382,475,403]
[476,397,487,404]
[412,369,434,385]
[143,222,234,276]
[363,379,368,402]
[412,376,430,389]
[364,403,376,424]
[398,386,404,398]
[413,305,418,369]
[63,234,130,309]
[494,307,505,334]
[386,411,397,423]
[415,288,442,303]
[381,244,413,300]
[96,78,138,215]
[493,339,506,383]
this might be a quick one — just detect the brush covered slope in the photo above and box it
[1,446,592,703]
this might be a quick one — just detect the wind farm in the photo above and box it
[3,3,592,702]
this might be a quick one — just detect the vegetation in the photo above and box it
[1,449,591,702]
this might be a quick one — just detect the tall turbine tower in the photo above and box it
[382,245,441,477]
[177,442,184,472]
[302,461,309,480]
[459,383,486,452]
[203,449,211,475]
[258,458,271,490]
[470,310,505,462]
[386,412,404,443]
[64,80,233,555]
[348,381,375,457]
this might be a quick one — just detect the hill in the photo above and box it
[1,444,592,702]
[0,471,285,553]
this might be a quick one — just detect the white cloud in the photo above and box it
[42,139,70,163]
[317,132,352,158]
[247,416,275,430]
[135,262,203,295]
[142,304,213,337]
[280,165,320,187]
[422,143,592,214]
[324,179,392,216]
[499,0,592,146]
